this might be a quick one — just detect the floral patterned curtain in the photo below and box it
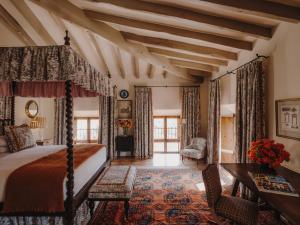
[235,60,266,163]
[0,97,13,135]
[54,98,67,145]
[0,46,112,96]
[207,80,220,164]
[134,87,153,158]
[98,93,117,160]
[180,87,201,149]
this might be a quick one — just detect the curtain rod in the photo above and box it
[210,54,269,82]
[134,85,200,88]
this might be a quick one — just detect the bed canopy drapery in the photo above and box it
[0,32,112,225]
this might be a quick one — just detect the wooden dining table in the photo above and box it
[221,163,300,225]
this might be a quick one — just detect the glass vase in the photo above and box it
[123,127,128,136]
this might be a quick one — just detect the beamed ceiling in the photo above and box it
[1,0,300,82]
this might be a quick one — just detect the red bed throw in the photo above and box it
[3,144,105,213]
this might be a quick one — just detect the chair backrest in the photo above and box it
[202,164,222,208]
[190,137,206,150]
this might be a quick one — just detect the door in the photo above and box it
[153,116,180,153]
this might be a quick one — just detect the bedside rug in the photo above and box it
[91,168,283,225]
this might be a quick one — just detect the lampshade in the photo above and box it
[29,116,46,129]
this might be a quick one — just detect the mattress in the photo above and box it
[0,145,107,202]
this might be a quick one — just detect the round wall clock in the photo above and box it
[119,89,129,99]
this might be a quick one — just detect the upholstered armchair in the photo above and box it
[180,137,206,166]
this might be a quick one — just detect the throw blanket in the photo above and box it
[3,144,104,213]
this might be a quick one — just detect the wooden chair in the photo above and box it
[202,164,259,225]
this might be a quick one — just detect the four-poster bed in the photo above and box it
[0,32,112,225]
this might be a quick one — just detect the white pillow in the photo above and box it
[0,136,8,153]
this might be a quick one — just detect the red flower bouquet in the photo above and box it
[248,139,290,169]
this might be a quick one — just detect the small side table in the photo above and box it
[115,135,134,157]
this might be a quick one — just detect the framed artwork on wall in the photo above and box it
[117,100,132,119]
[276,98,300,141]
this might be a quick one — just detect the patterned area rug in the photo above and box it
[92,168,282,225]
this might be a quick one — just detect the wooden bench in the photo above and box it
[88,165,136,219]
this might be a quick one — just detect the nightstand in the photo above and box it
[115,135,134,157]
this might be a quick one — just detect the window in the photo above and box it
[153,116,180,153]
[75,117,99,143]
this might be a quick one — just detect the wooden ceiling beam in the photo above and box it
[162,70,167,79]
[11,0,55,45]
[199,0,300,23]
[147,64,153,79]
[85,10,253,50]
[132,56,139,79]
[50,14,86,58]
[148,47,228,66]
[30,0,192,80]
[92,0,273,39]
[170,59,219,73]
[122,32,238,60]
[187,69,212,77]
[116,49,126,79]
[88,32,110,74]
[0,5,35,45]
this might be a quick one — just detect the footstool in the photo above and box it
[88,165,136,219]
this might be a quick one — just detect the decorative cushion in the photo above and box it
[0,136,9,153]
[4,124,35,153]
[181,148,205,159]
[89,166,136,199]
[215,196,258,225]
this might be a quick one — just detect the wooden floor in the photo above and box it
[112,153,207,170]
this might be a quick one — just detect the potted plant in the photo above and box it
[248,139,290,171]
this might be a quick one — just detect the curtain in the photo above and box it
[134,87,153,158]
[180,87,201,149]
[207,80,220,164]
[0,97,13,135]
[235,60,266,164]
[99,94,117,160]
[54,98,66,145]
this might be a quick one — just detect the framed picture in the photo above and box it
[276,98,300,141]
[117,100,132,119]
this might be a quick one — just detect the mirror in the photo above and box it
[25,100,39,118]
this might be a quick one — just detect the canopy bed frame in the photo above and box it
[0,32,112,225]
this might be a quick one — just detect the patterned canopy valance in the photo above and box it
[0,45,112,97]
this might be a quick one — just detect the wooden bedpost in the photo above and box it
[107,72,112,161]
[64,30,70,46]
[11,81,16,126]
[65,80,74,225]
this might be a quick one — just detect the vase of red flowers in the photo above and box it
[116,119,132,136]
[248,139,290,171]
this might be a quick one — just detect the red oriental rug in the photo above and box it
[91,168,283,225]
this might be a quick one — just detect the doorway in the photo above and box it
[153,116,180,153]
[220,116,235,163]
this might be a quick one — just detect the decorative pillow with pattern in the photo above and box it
[4,124,36,152]
[0,135,9,153]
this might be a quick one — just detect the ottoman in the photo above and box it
[88,165,136,219]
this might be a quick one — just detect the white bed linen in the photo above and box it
[0,145,106,202]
